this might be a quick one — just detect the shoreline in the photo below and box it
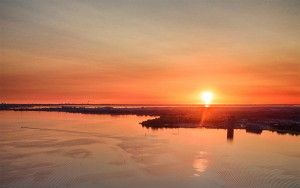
[1,104,299,135]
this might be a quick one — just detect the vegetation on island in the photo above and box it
[1,103,299,135]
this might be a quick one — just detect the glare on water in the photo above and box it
[0,111,299,188]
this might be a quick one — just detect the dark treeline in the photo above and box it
[1,104,299,135]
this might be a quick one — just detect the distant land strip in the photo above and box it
[1,104,299,135]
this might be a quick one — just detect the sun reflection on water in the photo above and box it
[193,151,209,176]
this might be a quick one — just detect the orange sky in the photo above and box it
[1,0,300,104]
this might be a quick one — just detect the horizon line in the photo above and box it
[1,103,300,106]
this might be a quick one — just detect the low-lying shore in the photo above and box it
[1,104,299,135]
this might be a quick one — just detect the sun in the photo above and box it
[200,91,214,106]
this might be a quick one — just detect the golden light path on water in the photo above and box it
[0,111,299,188]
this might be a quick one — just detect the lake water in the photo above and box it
[0,111,299,188]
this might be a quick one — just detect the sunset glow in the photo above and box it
[0,1,299,188]
[1,1,299,104]
[201,91,214,106]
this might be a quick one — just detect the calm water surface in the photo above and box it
[0,111,299,188]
